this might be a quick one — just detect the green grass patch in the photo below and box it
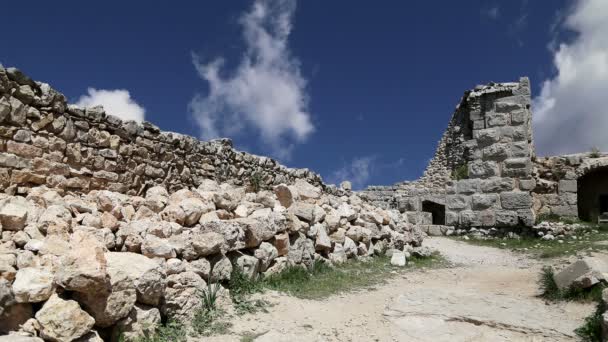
[262,253,445,300]
[454,228,608,259]
[131,321,187,342]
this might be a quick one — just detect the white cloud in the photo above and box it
[190,0,313,160]
[533,0,608,156]
[329,156,375,190]
[76,88,145,122]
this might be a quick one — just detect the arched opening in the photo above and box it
[422,200,445,225]
[578,167,608,222]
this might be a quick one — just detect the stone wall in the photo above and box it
[362,77,538,231]
[446,78,536,229]
[0,66,331,196]
[532,153,608,221]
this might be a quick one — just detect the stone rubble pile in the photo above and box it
[532,221,595,241]
[0,178,423,341]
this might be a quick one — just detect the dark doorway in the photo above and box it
[422,201,446,225]
[578,168,608,222]
[601,195,608,215]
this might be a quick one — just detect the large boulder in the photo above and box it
[12,267,55,303]
[554,257,608,290]
[292,179,321,200]
[35,294,95,342]
[162,271,205,320]
[201,220,247,252]
[55,232,110,294]
[141,235,176,259]
[0,197,29,231]
[274,184,294,208]
[255,242,279,272]
[182,231,224,260]
[105,252,165,306]
[112,304,161,342]
[74,262,136,328]
[180,198,214,226]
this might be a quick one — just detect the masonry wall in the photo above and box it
[362,77,538,230]
[0,66,331,196]
[532,153,608,221]
[446,78,536,228]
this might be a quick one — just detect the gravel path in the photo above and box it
[203,238,594,342]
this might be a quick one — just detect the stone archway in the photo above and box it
[577,158,608,222]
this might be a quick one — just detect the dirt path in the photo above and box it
[205,238,594,342]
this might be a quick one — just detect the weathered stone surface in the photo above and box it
[105,252,165,306]
[182,231,224,260]
[289,202,316,222]
[74,262,136,328]
[554,257,608,290]
[12,267,54,303]
[36,294,95,342]
[390,250,407,267]
[468,161,499,178]
[112,304,161,342]
[0,197,29,231]
[500,191,533,210]
[55,233,110,294]
[292,179,321,200]
[162,271,205,320]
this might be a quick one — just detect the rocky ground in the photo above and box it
[206,238,595,342]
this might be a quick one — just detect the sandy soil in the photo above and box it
[202,238,594,342]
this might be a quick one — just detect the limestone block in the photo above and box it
[500,191,533,210]
[519,179,536,191]
[553,257,608,290]
[456,179,480,195]
[486,113,509,127]
[510,110,527,126]
[445,211,459,226]
[517,209,536,227]
[495,210,518,227]
[479,210,496,227]
[471,193,498,210]
[446,195,470,211]
[36,294,95,342]
[6,141,42,159]
[460,210,480,227]
[483,143,510,161]
[468,161,499,179]
[510,141,530,158]
[559,180,577,193]
[472,119,485,130]
[512,126,528,141]
[551,205,578,218]
[495,102,523,113]
[473,128,500,147]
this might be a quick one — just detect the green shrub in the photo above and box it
[590,147,601,158]
[201,281,221,311]
[575,301,605,342]
[249,172,263,192]
[134,321,187,342]
[451,164,469,180]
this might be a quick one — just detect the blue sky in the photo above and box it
[3,0,607,189]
